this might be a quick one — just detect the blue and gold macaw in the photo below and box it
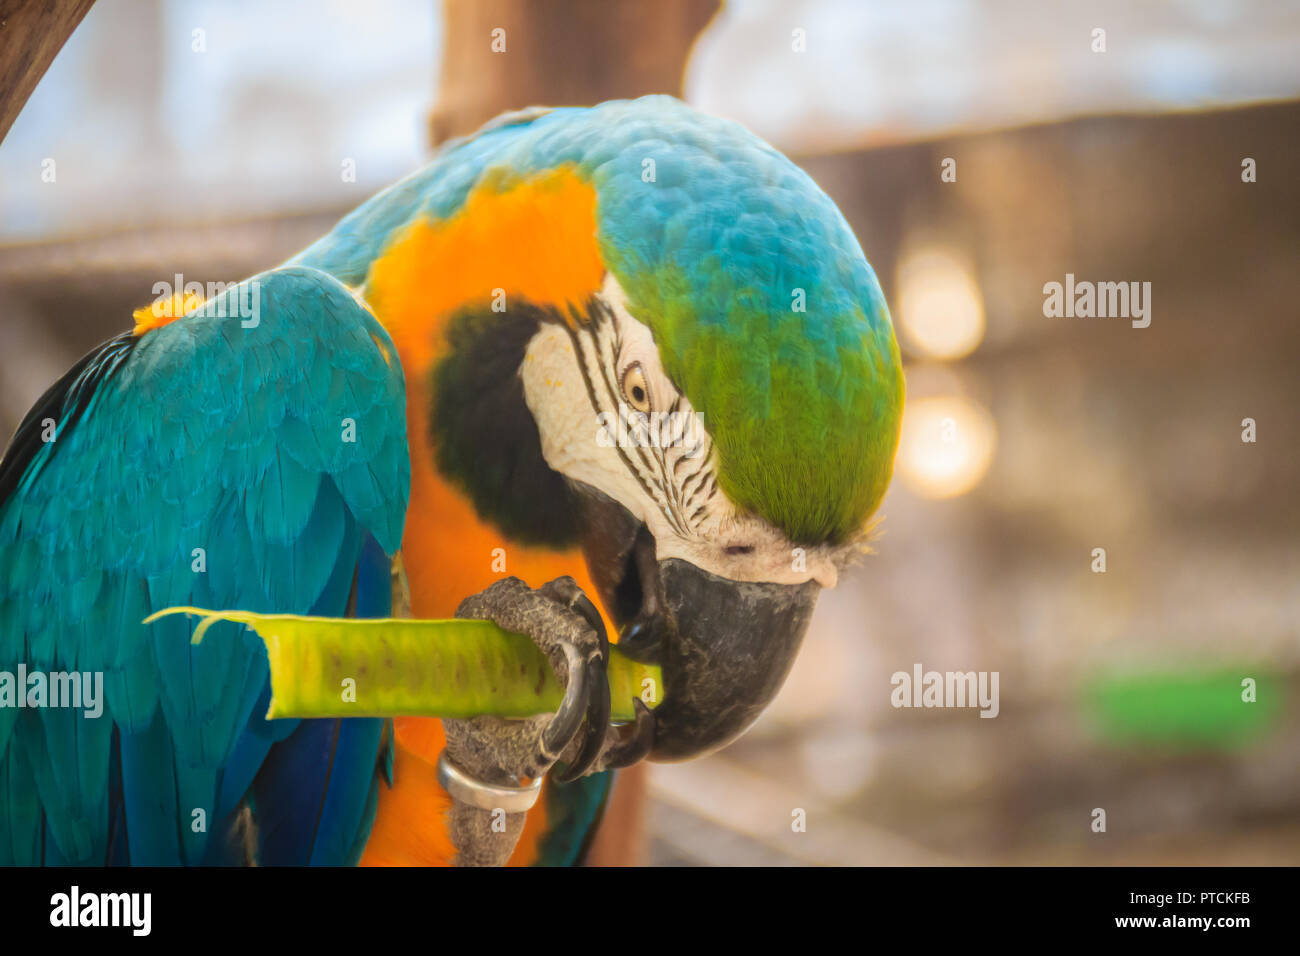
[0,96,903,866]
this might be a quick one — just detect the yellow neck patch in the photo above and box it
[365,164,606,371]
[131,289,206,336]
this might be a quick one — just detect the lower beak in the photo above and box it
[574,486,821,761]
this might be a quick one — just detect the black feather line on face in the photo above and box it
[427,300,580,548]
[563,300,695,539]
[566,316,673,530]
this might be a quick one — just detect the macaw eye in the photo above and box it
[621,363,652,413]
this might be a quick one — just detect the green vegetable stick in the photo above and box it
[143,607,662,722]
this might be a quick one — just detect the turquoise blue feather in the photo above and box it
[534,771,614,867]
[0,266,409,865]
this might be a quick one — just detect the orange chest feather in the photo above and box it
[357,167,611,867]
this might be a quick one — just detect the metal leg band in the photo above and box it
[436,750,543,814]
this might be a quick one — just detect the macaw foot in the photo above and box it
[439,576,654,866]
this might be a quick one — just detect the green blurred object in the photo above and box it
[1083,667,1280,749]
[145,606,661,722]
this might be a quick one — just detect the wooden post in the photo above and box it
[0,0,96,144]
[430,0,719,146]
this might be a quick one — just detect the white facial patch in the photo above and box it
[519,274,841,589]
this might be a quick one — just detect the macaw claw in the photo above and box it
[451,575,612,782]
[443,575,622,865]
[599,698,656,770]
[538,576,612,783]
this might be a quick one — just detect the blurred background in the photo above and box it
[2,0,1298,864]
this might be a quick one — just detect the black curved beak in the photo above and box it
[574,485,820,761]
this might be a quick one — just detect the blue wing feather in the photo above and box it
[534,771,614,867]
[0,265,409,865]
[247,532,390,866]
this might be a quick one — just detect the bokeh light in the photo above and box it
[895,246,986,360]
[896,394,997,499]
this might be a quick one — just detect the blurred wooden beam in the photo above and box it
[0,0,95,144]
[430,0,719,146]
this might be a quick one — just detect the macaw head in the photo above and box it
[364,97,904,760]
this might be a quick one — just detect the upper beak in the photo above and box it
[574,486,821,761]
